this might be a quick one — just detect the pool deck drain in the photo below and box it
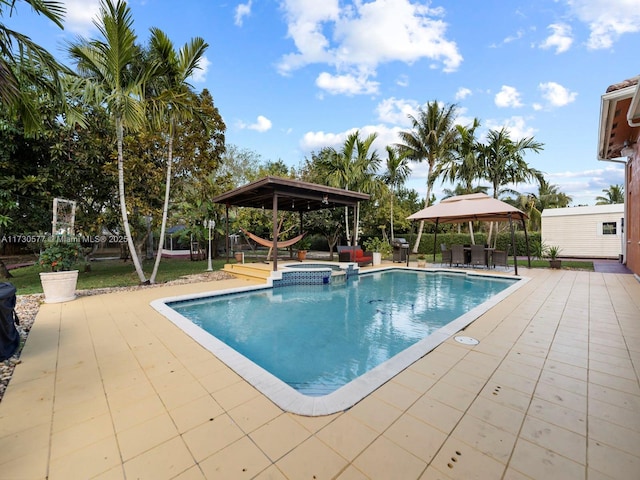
[454,335,480,345]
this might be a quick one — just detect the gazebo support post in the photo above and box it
[298,211,304,260]
[225,203,230,264]
[521,217,532,268]
[432,218,439,262]
[509,214,518,275]
[272,192,278,271]
[351,203,358,259]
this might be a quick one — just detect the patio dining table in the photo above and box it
[462,245,495,268]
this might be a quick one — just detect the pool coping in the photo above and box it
[150,267,529,416]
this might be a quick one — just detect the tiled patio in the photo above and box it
[0,266,639,479]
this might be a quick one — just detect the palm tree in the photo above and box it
[67,0,150,283]
[477,127,544,246]
[146,28,209,284]
[435,118,484,240]
[595,184,624,204]
[381,146,410,241]
[318,130,380,245]
[396,101,459,252]
[516,177,572,231]
[0,0,67,131]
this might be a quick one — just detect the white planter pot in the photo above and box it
[40,270,79,303]
[372,252,382,266]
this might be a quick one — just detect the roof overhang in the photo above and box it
[211,176,370,212]
[598,76,640,161]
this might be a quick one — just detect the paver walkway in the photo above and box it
[0,267,639,479]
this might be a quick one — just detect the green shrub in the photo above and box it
[38,239,82,272]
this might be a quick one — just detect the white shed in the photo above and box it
[541,204,624,259]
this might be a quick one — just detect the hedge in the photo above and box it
[400,231,541,257]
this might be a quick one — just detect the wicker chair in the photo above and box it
[440,244,452,266]
[451,244,466,266]
[492,244,510,270]
[470,244,487,268]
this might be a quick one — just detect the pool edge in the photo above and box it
[150,268,530,416]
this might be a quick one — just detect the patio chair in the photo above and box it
[492,244,510,270]
[440,244,452,266]
[469,244,487,268]
[451,244,466,267]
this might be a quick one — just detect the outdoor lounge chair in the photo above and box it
[440,244,452,266]
[337,246,373,266]
[469,244,487,268]
[451,244,466,267]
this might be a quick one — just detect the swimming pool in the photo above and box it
[152,268,525,415]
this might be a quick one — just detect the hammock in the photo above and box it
[240,229,305,249]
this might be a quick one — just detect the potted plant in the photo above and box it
[417,254,427,268]
[39,239,82,303]
[546,245,562,269]
[364,237,392,266]
[297,236,312,261]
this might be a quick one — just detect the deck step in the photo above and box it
[223,263,272,282]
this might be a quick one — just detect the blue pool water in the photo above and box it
[169,270,517,397]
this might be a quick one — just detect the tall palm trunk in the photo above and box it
[390,195,395,242]
[117,120,147,283]
[150,129,173,284]
[344,206,350,246]
[412,172,433,253]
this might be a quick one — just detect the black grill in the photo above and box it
[391,238,409,262]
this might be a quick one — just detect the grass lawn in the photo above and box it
[4,252,594,296]
[423,253,594,271]
[5,257,231,295]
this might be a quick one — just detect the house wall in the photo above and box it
[541,205,624,258]
[627,139,640,276]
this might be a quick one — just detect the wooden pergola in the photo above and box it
[211,176,370,271]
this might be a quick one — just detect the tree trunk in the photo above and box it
[390,195,394,242]
[0,259,13,279]
[412,165,433,253]
[344,206,350,246]
[150,130,173,284]
[116,120,147,284]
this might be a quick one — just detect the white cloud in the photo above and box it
[396,74,409,87]
[315,71,379,95]
[62,0,101,34]
[494,85,523,108]
[485,116,536,140]
[300,124,403,160]
[190,56,211,83]
[235,1,253,27]
[563,0,640,49]
[548,166,625,205]
[455,87,472,100]
[376,97,420,125]
[239,115,273,132]
[539,23,573,53]
[503,29,525,44]
[538,81,577,107]
[278,0,462,94]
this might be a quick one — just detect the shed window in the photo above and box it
[602,222,617,235]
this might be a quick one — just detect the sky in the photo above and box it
[10,0,640,206]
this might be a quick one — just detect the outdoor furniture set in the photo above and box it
[440,244,509,269]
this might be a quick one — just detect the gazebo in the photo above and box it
[211,176,370,271]
[407,193,531,274]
